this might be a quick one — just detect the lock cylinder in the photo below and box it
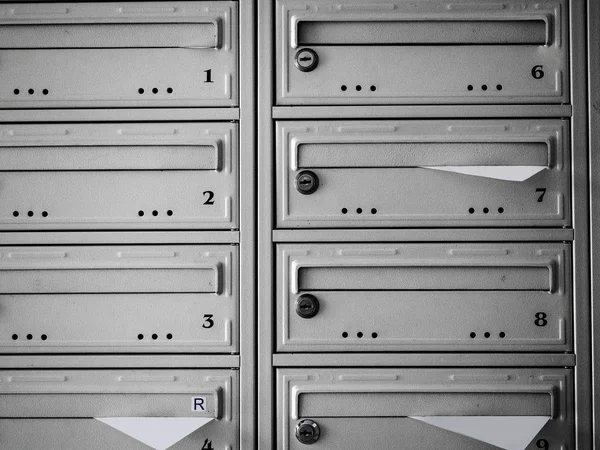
[295,294,320,319]
[295,170,319,195]
[295,419,320,444]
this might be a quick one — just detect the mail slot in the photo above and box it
[278,368,573,449]
[0,2,237,108]
[0,123,238,230]
[0,369,238,449]
[276,0,568,105]
[0,245,238,353]
[277,120,570,228]
[277,243,571,352]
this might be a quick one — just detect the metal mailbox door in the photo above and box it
[276,0,568,105]
[0,123,238,230]
[0,2,237,108]
[278,368,573,449]
[0,369,239,450]
[0,245,238,353]
[277,120,570,228]
[277,243,571,352]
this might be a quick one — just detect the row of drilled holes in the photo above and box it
[342,208,377,215]
[138,210,174,217]
[468,84,503,91]
[470,331,506,339]
[14,88,49,96]
[469,207,504,214]
[341,85,376,92]
[12,334,47,341]
[342,331,378,339]
[13,211,48,217]
[138,87,174,94]
[138,333,173,340]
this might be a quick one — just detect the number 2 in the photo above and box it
[203,191,215,205]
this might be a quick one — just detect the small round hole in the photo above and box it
[11,334,18,340]
[167,210,174,216]
[138,88,145,94]
[483,207,489,214]
[42,211,48,217]
[357,332,363,338]
[468,207,475,214]
[152,210,158,217]
[28,89,34,95]
[152,333,158,340]
[467,85,474,91]
[498,207,504,214]
[356,208,362,214]
[341,208,348,214]
[13,211,19,217]
[356,85,362,91]
[26,334,33,340]
[41,334,47,341]
[42,89,49,95]
[484,332,491,338]
[371,332,378,338]
[470,332,476,338]
[342,332,348,338]
[341,85,347,91]
[27,211,34,217]
[370,85,376,92]
[371,208,377,214]
[499,332,506,338]
[13,89,20,95]
[496,84,503,91]
[138,210,144,217]
[166,333,173,340]
[482,85,488,91]
[138,334,144,340]
[167,87,173,94]
[152,88,158,94]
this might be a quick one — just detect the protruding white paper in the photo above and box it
[96,417,213,450]
[422,165,546,182]
[409,416,550,450]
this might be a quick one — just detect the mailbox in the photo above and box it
[277,243,571,352]
[278,368,573,449]
[277,120,570,228]
[276,0,568,105]
[0,2,237,108]
[0,245,238,353]
[0,369,238,449]
[0,122,238,230]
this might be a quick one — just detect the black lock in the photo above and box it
[294,48,319,72]
[295,419,320,444]
[295,294,320,319]
[295,170,319,195]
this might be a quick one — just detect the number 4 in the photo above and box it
[202,439,214,450]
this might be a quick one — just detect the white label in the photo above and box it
[192,396,207,412]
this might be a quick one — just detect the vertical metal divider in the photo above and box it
[258,0,275,447]
[240,0,257,448]
[572,0,593,447]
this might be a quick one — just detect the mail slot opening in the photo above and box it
[298,392,552,417]
[297,266,552,291]
[0,23,219,49]
[296,19,548,46]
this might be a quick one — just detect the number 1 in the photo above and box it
[204,69,214,83]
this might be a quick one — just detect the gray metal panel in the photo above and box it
[276,0,569,105]
[0,122,238,231]
[0,369,238,449]
[277,243,572,353]
[0,2,238,108]
[277,368,573,449]
[277,119,571,228]
[273,353,576,368]
[0,245,238,354]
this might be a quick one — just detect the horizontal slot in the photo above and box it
[0,23,217,49]
[298,266,550,291]
[0,269,217,294]
[297,142,548,168]
[0,393,216,418]
[0,146,219,171]
[299,392,550,417]
[296,20,547,46]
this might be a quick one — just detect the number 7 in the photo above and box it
[536,188,546,202]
